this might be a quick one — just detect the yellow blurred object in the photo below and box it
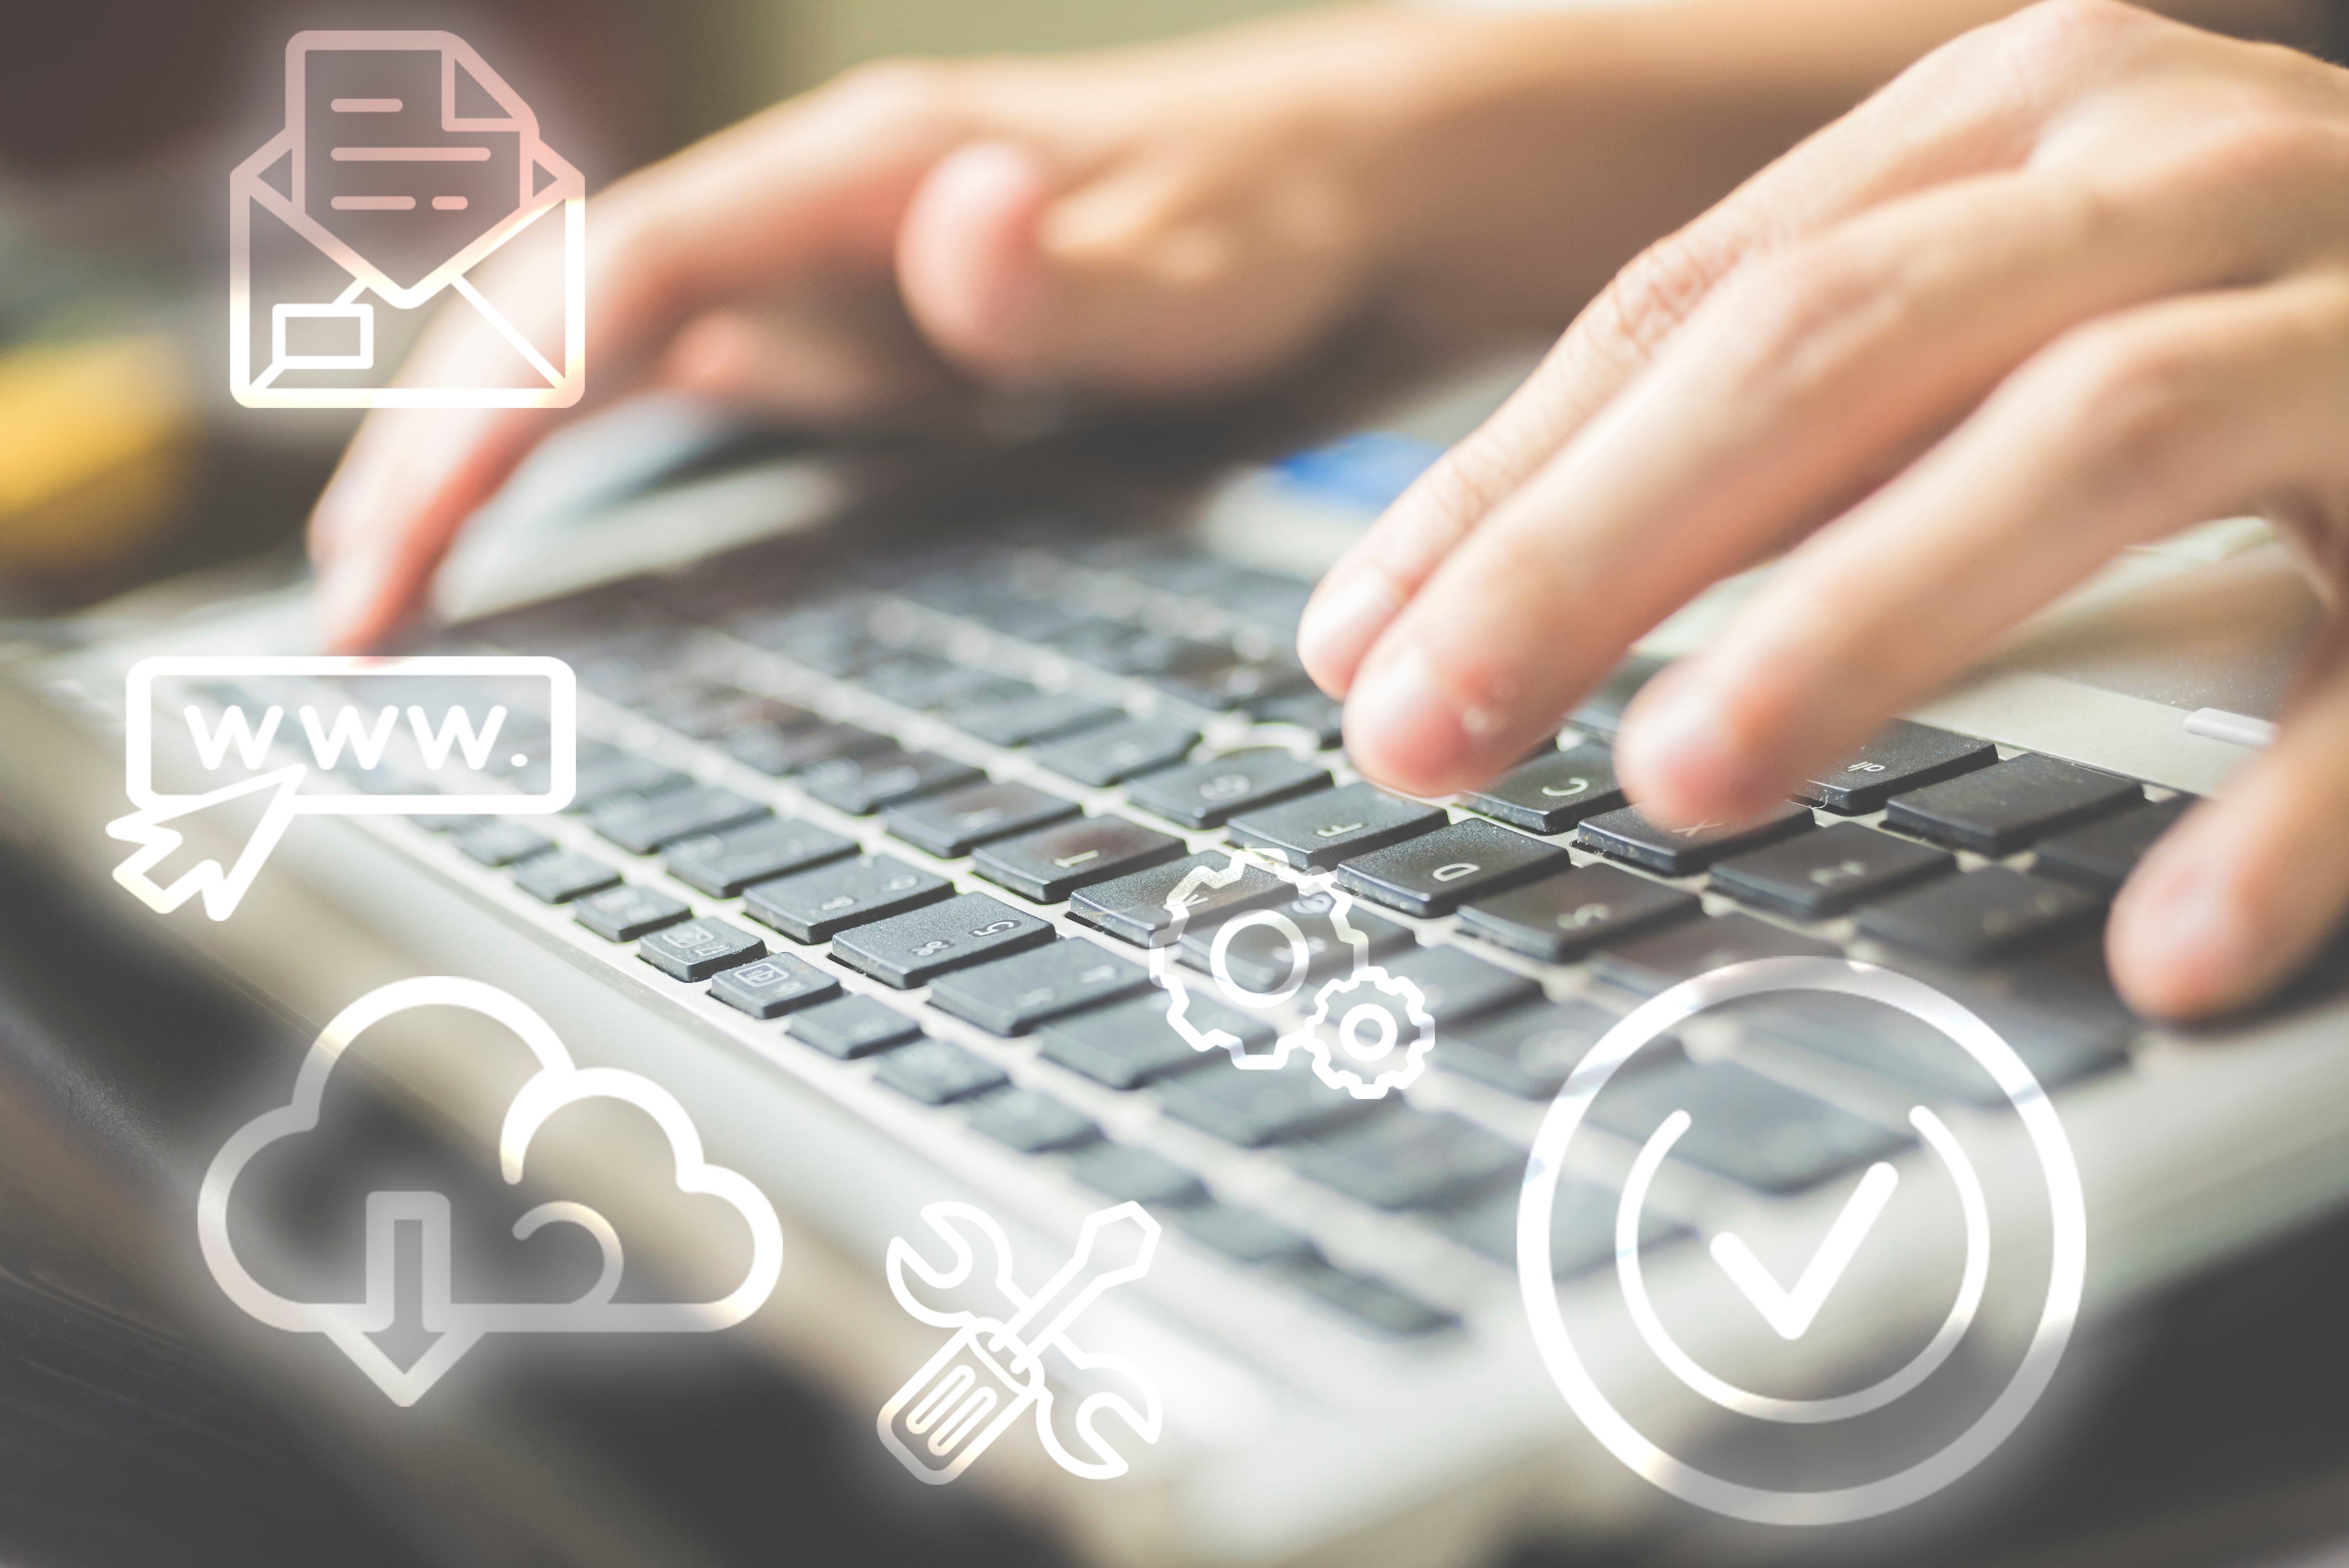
[0,334,196,579]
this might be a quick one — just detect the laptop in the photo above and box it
[3,373,2344,1567]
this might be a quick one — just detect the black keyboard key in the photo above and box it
[1440,998,1667,1099]
[1151,655,1311,712]
[830,892,1056,988]
[1069,628,1226,679]
[1126,750,1332,830]
[1246,690,1344,747]
[1066,1143,1206,1207]
[1154,1058,1382,1146]
[1032,718,1200,786]
[1577,802,1814,877]
[1287,1262,1455,1336]
[971,816,1185,903]
[1459,743,1626,833]
[638,916,767,982]
[1228,783,1445,869]
[960,593,1086,644]
[1067,851,1288,948]
[799,748,981,815]
[926,940,1152,1035]
[859,654,1025,712]
[1568,655,1666,741]
[787,995,922,1059]
[573,883,692,942]
[955,691,1121,748]
[885,780,1080,859]
[966,1088,1099,1153]
[1286,1110,1517,1209]
[1221,571,1314,638]
[1591,913,1840,996]
[708,952,842,1018]
[1883,754,2143,854]
[1437,1180,1681,1278]
[1041,617,1144,667]
[512,850,622,904]
[1378,945,1540,1026]
[731,602,880,673]
[742,854,952,943]
[1587,1058,1911,1192]
[1034,991,1270,1088]
[871,1039,1010,1105]
[664,817,856,897]
[1735,990,2122,1105]
[1335,819,1571,916]
[568,752,692,811]
[455,821,555,867]
[1171,1203,1317,1265]
[1458,864,1699,962]
[2032,797,2191,894]
[592,784,770,854]
[641,682,815,742]
[722,720,893,778]
[1174,887,1412,995]
[1796,721,1998,813]
[1857,866,2104,963]
[1710,821,1954,919]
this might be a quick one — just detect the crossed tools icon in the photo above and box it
[879,1202,1164,1484]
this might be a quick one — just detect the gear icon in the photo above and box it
[1299,967,1435,1100]
[1149,848,1433,1098]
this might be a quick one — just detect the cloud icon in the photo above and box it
[198,975,783,1405]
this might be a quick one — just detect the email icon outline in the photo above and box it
[229,31,585,409]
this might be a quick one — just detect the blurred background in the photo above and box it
[0,0,1309,620]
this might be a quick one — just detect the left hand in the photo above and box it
[1298,0,2349,1021]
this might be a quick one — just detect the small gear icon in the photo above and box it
[1297,967,1434,1099]
[1148,848,1433,1098]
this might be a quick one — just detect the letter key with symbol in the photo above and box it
[832,893,1056,988]
[1459,742,1626,833]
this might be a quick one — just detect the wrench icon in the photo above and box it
[879,1202,1163,1484]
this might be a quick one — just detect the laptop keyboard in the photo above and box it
[210,524,2206,1344]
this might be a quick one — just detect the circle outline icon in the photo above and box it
[1517,957,2087,1525]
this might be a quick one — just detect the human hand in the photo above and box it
[310,8,1515,651]
[1300,0,2349,1020]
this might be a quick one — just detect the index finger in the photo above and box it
[310,70,973,650]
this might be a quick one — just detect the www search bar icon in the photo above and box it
[110,654,577,920]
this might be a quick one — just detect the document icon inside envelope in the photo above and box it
[230,31,585,409]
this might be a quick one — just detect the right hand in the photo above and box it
[308,8,1500,652]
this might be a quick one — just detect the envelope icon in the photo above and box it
[229,31,585,409]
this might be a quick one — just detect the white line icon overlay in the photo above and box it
[879,1202,1163,1484]
[230,31,585,408]
[201,977,784,1405]
[1618,1102,1991,1425]
[1519,957,2085,1525]
[107,654,575,921]
[1151,851,1434,1099]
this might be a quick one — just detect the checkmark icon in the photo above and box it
[1709,1162,1900,1341]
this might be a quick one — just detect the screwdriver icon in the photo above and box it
[880,1201,1163,1484]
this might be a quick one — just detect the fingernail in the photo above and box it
[1346,646,1496,790]
[1620,683,1754,821]
[1298,571,1400,694]
[2116,858,2257,1016]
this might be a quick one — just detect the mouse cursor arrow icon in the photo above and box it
[106,765,309,920]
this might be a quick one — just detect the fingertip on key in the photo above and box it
[1340,645,1507,798]
[2106,845,2271,1021]
[1615,674,1776,830]
[1297,569,1400,698]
